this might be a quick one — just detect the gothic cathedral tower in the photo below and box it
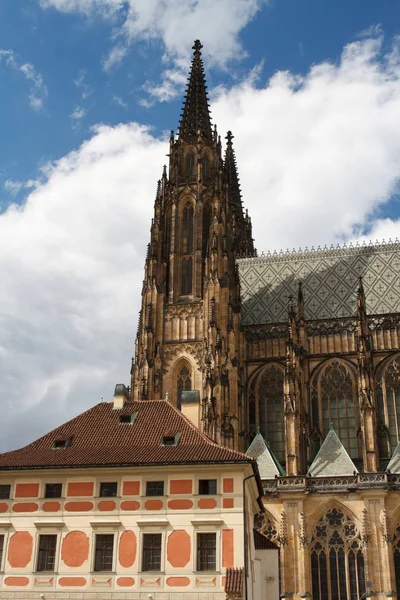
[131,41,255,448]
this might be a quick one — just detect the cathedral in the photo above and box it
[132,40,400,600]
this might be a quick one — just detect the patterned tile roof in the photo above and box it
[307,427,358,477]
[0,400,254,470]
[225,567,243,594]
[246,431,285,479]
[387,442,400,474]
[238,240,400,324]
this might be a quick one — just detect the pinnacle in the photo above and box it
[178,40,213,144]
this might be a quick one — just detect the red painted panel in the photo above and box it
[119,530,137,568]
[61,531,89,567]
[222,529,234,568]
[120,500,140,511]
[59,577,86,587]
[223,498,234,509]
[43,501,61,512]
[117,577,135,587]
[12,502,38,513]
[122,481,140,495]
[0,503,8,512]
[8,532,33,568]
[198,498,217,509]
[223,478,234,493]
[15,483,39,498]
[4,577,29,586]
[168,499,193,510]
[67,482,94,497]
[166,577,190,587]
[98,500,116,511]
[167,531,191,567]
[170,479,192,494]
[145,499,163,510]
[64,501,93,512]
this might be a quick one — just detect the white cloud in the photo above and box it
[4,179,37,197]
[2,33,400,451]
[0,50,48,110]
[74,70,92,100]
[113,95,128,109]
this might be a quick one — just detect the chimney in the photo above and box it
[180,390,201,429]
[113,384,129,409]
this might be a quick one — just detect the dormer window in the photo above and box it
[119,411,138,425]
[162,433,181,447]
[53,438,72,450]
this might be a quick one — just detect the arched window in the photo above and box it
[393,522,400,597]
[182,203,194,254]
[186,152,195,179]
[203,153,210,178]
[177,365,191,410]
[376,355,400,457]
[181,257,192,295]
[311,360,359,460]
[252,365,285,464]
[311,508,366,600]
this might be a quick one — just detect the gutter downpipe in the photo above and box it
[243,472,256,600]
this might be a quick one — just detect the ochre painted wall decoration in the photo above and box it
[122,481,140,495]
[170,479,192,494]
[222,529,234,568]
[167,530,191,567]
[8,532,33,568]
[61,531,89,567]
[67,482,94,496]
[119,530,137,568]
[15,483,39,498]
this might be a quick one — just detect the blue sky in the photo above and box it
[1,0,400,451]
[1,0,399,208]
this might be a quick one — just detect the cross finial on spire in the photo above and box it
[193,39,203,54]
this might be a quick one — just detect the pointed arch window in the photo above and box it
[311,360,359,460]
[182,203,194,254]
[186,152,195,180]
[255,365,285,464]
[203,153,210,178]
[311,508,366,600]
[393,522,400,597]
[177,365,191,410]
[376,355,400,457]
[181,257,192,295]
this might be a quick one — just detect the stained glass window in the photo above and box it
[257,365,285,463]
[311,508,365,600]
[177,365,191,410]
[181,257,193,295]
[186,152,195,179]
[376,356,400,456]
[182,203,194,254]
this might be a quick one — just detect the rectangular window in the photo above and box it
[94,534,114,572]
[45,483,62,498]
[100,482,118,497]
[146,481,164,496]
[199,479,217,495]
[0,485,10,500]
[197,533,216,571]
[0,534,4,569]
[142,533,162,571]
[37,534,57,572]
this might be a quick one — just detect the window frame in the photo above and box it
[141,532,163,572]
[0,484,11,500]
[145,481,165,497]
[35,533,59,573]
[99,482,118,498]
[196,531,217,572]
[0,532,7,572]
[44,483,63,499]
[93,532,116,573]
[198,479,217,495]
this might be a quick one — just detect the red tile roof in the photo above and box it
[0,400,255,470]
[225,567,243,594]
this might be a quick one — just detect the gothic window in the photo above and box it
[311,360,359,460]
[311,508,366,600]
[182,203,194,254]
[376,355,400,457]
[254,365,285,464]
[177,365,191,410]
[181,257,193,295]
[203,153,210,178]
[186,151,195,179]
[393,523,400,597]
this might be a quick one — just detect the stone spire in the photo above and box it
[178,40,212,144]
[224,131,242,211]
